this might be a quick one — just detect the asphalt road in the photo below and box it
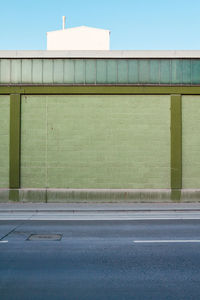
[1,220,200,300]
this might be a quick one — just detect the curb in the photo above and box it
[1,209,200,213]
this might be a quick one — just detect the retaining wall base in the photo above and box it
[0,189,200,203]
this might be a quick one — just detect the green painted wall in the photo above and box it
[182,96,200,188]
[0,95,9,187]
[1,59,200,85]
[21,96,47,187]
[21,95,170,189]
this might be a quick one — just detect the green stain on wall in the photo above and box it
[21,95,170,189]
[182,96,200,188]
[0,95,9,188]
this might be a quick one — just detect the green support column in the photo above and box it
[171,94,182,201]
[9,94,21,201]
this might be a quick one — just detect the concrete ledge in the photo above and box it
[181,190,200,202]
[46,189,172,203]
[0,189,9,203]
[20,189,47,203]
[0,189,200,203]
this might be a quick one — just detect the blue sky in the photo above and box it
[0,0,200,50]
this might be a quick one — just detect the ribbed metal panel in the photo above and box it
[0,58,200,85]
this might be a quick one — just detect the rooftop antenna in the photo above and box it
[62,16,66,30]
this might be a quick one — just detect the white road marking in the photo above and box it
[0,240,8,243]
[134,240,200,243]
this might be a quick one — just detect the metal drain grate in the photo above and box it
[27,234,62,241]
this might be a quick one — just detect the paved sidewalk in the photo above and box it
[1,203,200,221]
[1,202,200,212]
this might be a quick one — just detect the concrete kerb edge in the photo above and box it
[0,189,200,203]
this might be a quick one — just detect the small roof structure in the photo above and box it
[47,25,110,51]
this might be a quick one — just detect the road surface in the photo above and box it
[1,219,200,299]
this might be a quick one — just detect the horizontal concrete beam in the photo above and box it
[2,50,200,58]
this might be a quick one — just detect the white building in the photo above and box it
[47,17,110,51]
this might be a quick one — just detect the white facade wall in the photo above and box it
[47,26,110,51]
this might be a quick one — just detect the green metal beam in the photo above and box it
[0,85,200,95]
[9,94,21,189]
[171,94,182,201]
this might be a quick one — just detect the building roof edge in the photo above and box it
[1,50,200,58]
